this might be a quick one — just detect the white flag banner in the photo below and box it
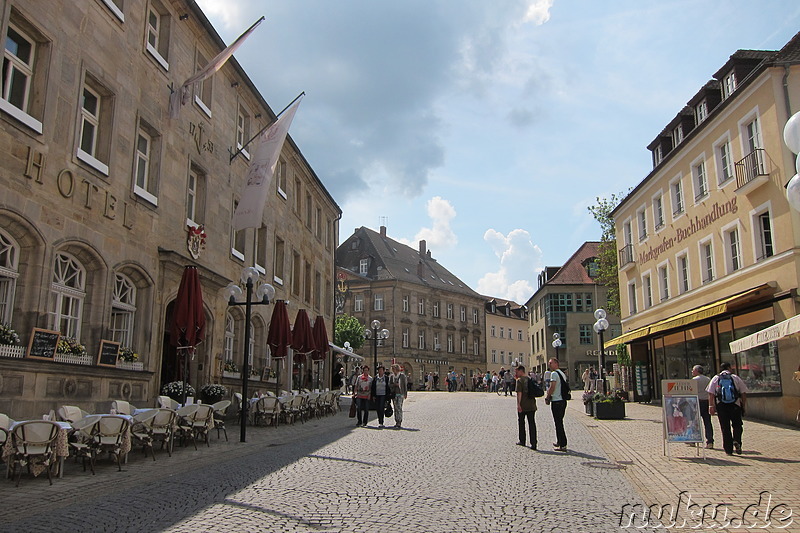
[233,97,303,230]
[169,16,264,119]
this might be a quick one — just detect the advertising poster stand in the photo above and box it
[661,379,704,460]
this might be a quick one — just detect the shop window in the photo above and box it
[717,308,781,394]
[50,252,86,340]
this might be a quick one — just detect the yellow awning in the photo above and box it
[605,284,772,348]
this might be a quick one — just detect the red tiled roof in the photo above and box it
[547,242,600,285]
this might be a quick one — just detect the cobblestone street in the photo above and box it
[0,393,650,532]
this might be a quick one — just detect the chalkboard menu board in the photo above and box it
[97,340,120,368]
[27,328,60,360]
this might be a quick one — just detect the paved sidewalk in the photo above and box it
[570,400,800,532]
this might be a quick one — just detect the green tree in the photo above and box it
[587,192,628,316]
[334,314,365,352]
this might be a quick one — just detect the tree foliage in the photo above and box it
[334,314,365,352]
[587,192,628,316]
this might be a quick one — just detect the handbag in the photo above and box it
[349,399,357,418]
[384,398,393,418]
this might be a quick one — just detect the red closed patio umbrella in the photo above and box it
[170,266,205,404]
[267,300,292,359]
[291,309,315,364]
[311,316,329,361]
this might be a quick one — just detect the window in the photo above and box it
[236,106,250,156]
[145,2,170,70]
[359,258,368,275]
[500,327,505,339]
[500,351,505,364]
[628,282,637,315]
[756,211,774,261]
[50,252,85,340]
[447,334,453,353]
[294,178,302,214]
[315,207,322,239]
[447,303,453,319]
[742,116,765,175]
[402,295,409,313]
[418,298,425,315]
[546,293,572,326]
[186,166,205,225]
[658,264,669,301]
[326,218,333,251]
[637,208,647,241]
[725,227,741,273]
[303,260,311,304]
[374,293,384,311]
[622,221,633,245]
[433,301,440,318]
[231,209,247,261]
[254,225,267,272]
[716,140,734,185]
[678,253,690,294]
[305,192,313,228]
[291,251,301,295]
[314,271,321,310]
[101,0,125,22]
[461,336,466,354]
[653,145,663,167]
[490,325,496,337]
[354,293,363,312]
[402,328,409,348]
[695,100,708,124]
[518,330,523,341]
[473,339,479,355]
[700,240,714,283]
[579,324,592,345]
[276,158,287,198]
[194,50,212,116]
[672,125,683,147]
[722,71,736,99]
[653,195,664,230]
[1,22,43,133]
[473,308,478,324]
[460,305,466,322]
[273,236,285,285]
[433,333,439,350]
[77,78,112,175]
[0,230,19,323]
[418,330,425,350]
[133,122,159,205]
[693,160,708,201]
[224,312,235,362]
[491,350,497,364]
[643,274,653,309]
[110,273,136,348]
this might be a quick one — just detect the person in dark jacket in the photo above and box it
[371,365,391,428]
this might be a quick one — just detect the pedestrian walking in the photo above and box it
[353,365,373,427]
[707,362,748,455]
[390,363,408,428]
[544,358,568,451]
[503,368,514,396]
[433,373,439,390]
[491,372,499,393]
[371,365,390,428]
[426,372,434,391]
[691,364,713,449]
[515,365,537,450]
[582,366,597,392]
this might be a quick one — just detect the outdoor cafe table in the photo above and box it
[2,420,70,479]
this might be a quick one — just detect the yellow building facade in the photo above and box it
[608,35,800,424]
[484,298,529,375]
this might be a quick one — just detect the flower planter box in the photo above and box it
[222,371,241,379]
[249,375,261,381]
[54,352,94,365]
[0,344,25,359]
[263,377,278,384]
[594,401,625,420]
[116,361,144,371]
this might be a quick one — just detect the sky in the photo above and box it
[196,0,800,304]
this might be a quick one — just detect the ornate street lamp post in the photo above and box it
[593,308,610,395]
[224,266,275,443]
[364,319,390,372]
[551,332,562,360]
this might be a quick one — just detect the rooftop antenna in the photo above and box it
[379,216,388,227]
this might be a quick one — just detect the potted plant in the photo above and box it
[116,346,143,370]
[55,337,92,365]
[582,391,595,415]
[0,324,24,358]
[200,383,227,404]
[593,391,626,420]
[161,381,195,403]
[249,367,261,381]
[223,359,240,378]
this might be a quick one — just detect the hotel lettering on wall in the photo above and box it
[23,147,134,229]
[637,198,738,265]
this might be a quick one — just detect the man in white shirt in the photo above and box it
[691,365,713,448]
[544,358,568,451]
[706,362,748,455]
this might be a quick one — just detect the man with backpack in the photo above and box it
[544,358,570,451]
[514,365,538,449]
[706,362,749,455]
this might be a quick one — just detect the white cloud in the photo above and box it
[195,0,246,31]
[477,229,543,302]
[398,196,458,252]
[523,0,554,25]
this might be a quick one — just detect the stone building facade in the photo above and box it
[335,226,485,387]
[484,298,530,375]
[607,33,800,424]
[0,0,340,418]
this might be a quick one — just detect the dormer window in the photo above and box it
[672,125,683,147]
[359,258,368,275]
[695,100,708,124]
[653,145,663,167]
[722,71,736,99]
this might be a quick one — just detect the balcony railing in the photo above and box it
[619,244,635,268]
[735,148,770,190]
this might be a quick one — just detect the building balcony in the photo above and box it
[735,148,771,194]
[619,244,635,270]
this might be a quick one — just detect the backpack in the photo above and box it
[555,370,571,401]
[527,377,545,399]
[716,372,738,404]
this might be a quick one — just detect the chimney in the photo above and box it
[380,225,387,237]
[426,250,432,259]
[419,239,427,256]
